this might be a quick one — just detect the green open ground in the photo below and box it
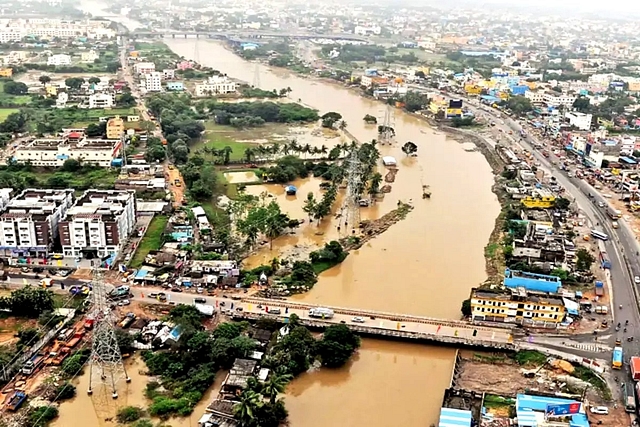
[129,215,169,268]
[193,122,291,161]
[0,81,33,106]
[0,108,19,121]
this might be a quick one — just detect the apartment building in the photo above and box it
[134,62,156,75]
[543,92,577,108]
[47,54,71,66]
[565,112,592,131]
[0,189,74,258]
[524,90,545,104]
[194,76,237,96]
[162,69,176,80]
[145,72,163,92]
[106,117,124,140]
[14,136,122,167]
[0,18,115,41]
[88,92,115,109]
[470,288,566,326]
[58,190,136,259]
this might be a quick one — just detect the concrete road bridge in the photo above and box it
[231,297,516,351]
[125,29,368,42]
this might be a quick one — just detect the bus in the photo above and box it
[599,251,611,269]
[612,346,623,369]
[590,230,609,241]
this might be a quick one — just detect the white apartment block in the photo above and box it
[543,92,577,108]
[88,92,115,109]
[195,76,237,96]
[58,190,136,259]
[0,189,74,258]
[134,62,156,75]
[162,69,176,80]
[145,72,163,92]
[81,50,99,63]
[524,90,545,104]
[565,112,592,131]
[47,54,71,66]
[0,18,115,42]
[14,137,123,168]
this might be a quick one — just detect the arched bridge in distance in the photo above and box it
[229,297,517,351]
[123,29,369,43]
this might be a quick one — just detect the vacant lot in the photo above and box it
[129,215,169,268]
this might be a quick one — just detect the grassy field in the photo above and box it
[0,81,33,106]
[0,108,19,121]
[129,215,169,268]
[194,122,290,161]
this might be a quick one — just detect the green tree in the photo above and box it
[321,111,342,128]
[233,390,263,425]
[61,158,81,172]
[461,299,471,317]
[3,80,28,95]
[576,248,596,271]
[116,406,144,423]
[302,192,317,220]
[554,197,571,210]
[64,77,84,90]
[28,406,58,427]
[262,373,293,404]
[316,324,361,368]
[401,141,418,156]
[363,114,377,124]
[88,77,101,85]
[54,382,76,400]
[38,75,51,86]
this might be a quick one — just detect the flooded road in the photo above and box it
[165,39,499,319]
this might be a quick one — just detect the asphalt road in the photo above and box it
[462,99,640,365]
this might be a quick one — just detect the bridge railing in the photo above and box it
[240,297,514,334]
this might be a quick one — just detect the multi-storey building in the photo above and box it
[195,76,237,96]
[58,190,136,259]
[469,288,566,326]
[0,18,115,42]
[106,117,124,140]
[0,189,74,258]
[88,92,115,109]
[134,62,156,75]
[14,134,122,167]
[145,72,163,92]
[48,54,71,66]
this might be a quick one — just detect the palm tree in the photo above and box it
[339,120,347,130]
[281,144,290,156]
[244,147,255,163]
[270,143,281,159]
[262,373,293,404]
[302,143,312,159]
[368,172,383,199]
[320,145,328,157]
[288,139,300,155]
[254,145,266,160]
[233,390,263,425]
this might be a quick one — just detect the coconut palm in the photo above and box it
[288,139,300,155]
[320,145,328,157]
[233,390,263,425]
[368,172,383,199]
[262,373,294,404]
[302,143,312,159]
[244,147,255,163]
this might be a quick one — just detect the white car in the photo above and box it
[589,406,609,415]
[635,276,640,284]
[351,316,365,323]
[118,299,130,306]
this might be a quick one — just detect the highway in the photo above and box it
[461,98,640,362]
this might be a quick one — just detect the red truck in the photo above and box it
[65,331,85,349]
[84,318,95,330]
[631,356,640,380]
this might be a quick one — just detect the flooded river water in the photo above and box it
[70,4,500,425]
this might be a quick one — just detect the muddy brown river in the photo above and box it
[67,4,500,425]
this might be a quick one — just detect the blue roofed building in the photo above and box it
[504,268,562,293]
[438,407,472,427]
[516,394,589,427]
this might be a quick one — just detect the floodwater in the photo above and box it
[51,355,224,427]
[165,39,499,319]
[71,3,501,426]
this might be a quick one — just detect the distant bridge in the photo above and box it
[232,297,517,351]
[125,29,368,42]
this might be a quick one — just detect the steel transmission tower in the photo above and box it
[253,62,261,88]
[378,105,395,145]
[339,149,363,234]
[87,268,130,399]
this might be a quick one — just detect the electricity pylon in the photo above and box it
[339,149,363,234]
[378,105,395,145]
[253,62,261,88]
[87,267,130,399]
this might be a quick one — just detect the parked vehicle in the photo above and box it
[22,353,45,375]
[5,391,26,411]
[590,406,609,415]
[309,307,335,319]
[351,316,365,323]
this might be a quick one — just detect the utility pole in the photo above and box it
[339,149,363,234]
[253,62,260,88]
[87,267,130,399]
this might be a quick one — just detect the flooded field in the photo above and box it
[223,171,260,184]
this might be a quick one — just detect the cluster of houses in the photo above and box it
[198,328,275,427]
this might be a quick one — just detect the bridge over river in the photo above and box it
[229,297,516,351]
[126,29,368,42]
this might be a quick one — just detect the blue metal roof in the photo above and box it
[438,407,472,427]
[620,156,637,164]
[135,269,148,279]
[516,394,589,427]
